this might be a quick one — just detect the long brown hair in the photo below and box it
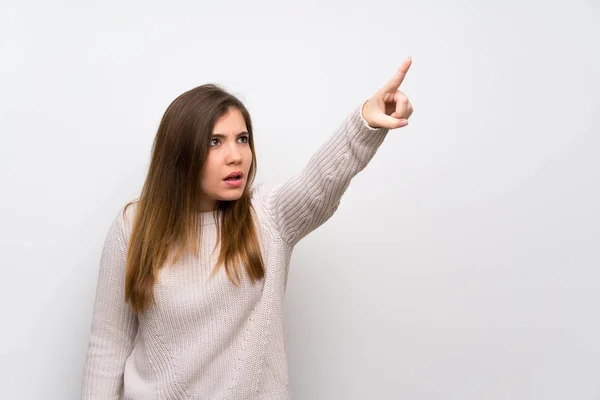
[122,84,265,314]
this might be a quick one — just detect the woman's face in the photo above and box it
[198,107,253,212]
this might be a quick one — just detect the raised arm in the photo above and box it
[81,207,138,399]
[258,102,387,247]
[259,58,414,247]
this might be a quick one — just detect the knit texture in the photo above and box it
[81,101,389,400]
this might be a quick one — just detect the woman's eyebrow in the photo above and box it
[211,131,249,138]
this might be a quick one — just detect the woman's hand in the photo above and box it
[362,57,414,129]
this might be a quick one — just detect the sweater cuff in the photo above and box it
[347,100,390,146]
[357,99,384,131]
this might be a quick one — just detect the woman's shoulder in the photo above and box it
[250,181,284,202]
[120,199,139,224]
[108,199,139,242]
[250,182,279,230]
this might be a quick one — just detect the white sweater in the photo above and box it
[81,102,389,400]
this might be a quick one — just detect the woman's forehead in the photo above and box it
[213,108,247,135]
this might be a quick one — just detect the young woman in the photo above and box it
[82,58,414,400]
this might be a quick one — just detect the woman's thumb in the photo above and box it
[380,114,408,129]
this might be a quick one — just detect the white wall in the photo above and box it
[1,1,598,398]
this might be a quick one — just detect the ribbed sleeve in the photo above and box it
[261,100,390,247]
[81,208,139,399]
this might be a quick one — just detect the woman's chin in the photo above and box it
[218,190,245,201]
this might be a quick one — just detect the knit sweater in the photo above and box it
[81,101,389,400]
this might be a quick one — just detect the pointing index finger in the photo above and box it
[380,57,412,93]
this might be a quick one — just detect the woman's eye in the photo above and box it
[210,136,247,147]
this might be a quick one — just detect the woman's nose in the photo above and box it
[225,144,242,164]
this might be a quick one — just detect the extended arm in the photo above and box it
[260,101,389,247]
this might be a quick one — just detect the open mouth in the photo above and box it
[223,171,244,186]
[224,173,242,182]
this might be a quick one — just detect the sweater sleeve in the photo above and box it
[81,207,139,399]
[260,100,390,247]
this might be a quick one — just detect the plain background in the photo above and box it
[1,0,598,399]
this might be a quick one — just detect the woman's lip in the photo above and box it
[224,171,243,180]
[224,177,243,187]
